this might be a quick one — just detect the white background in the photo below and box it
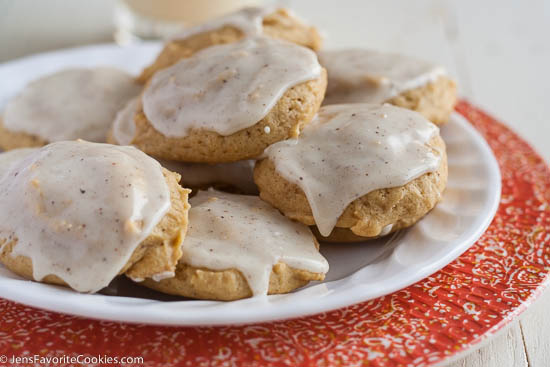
[0,0,549,365]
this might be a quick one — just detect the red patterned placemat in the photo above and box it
[0,100,549,367]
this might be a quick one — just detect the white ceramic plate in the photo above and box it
[0,44,501,326]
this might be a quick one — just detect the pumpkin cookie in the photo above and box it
[254,104,448,242]
[0,68,141,150]
[140,190,328,301]
[0,141,190,292]
[138,7,322,82]
[132,36,326,163]
[318,49,457,125]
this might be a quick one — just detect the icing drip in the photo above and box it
[182,190,329,296]
[113,97,139,146]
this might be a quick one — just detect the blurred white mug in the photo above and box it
[115,0,263,44]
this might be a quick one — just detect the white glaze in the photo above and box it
[142,36,322,137]
[174,6,274,40]
[151,271,175,282]
[262,104,442,236]
[0,148,38,177]
[0,141,171,292]
[3,68,141,142]
[162,160,258,195]
[318,49,446,105]
[182,190,329,296]
[112,97,139,146]
[379,224,394,237]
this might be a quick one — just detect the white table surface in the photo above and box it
[1,0,549,365]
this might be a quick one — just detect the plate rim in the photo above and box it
[0,44,501,326]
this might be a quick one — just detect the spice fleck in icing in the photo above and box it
[318,49,446,105]
[4,68,141,142]
[263,103,442,236]
[182,190,329,296]
[142,36,321,137]
[0,141,171,292]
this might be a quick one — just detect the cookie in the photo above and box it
[140,190,328,301]
[0,141,190,292]
[254,104,448,241]
[132,37,326,163]
[138,7,322,83]
[318,49,457,125]
[108,99,257,194]
[0,68,141,150]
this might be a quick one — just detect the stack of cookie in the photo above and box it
[0,6,456,301]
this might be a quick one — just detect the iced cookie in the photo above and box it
[254,104,448,242]
[138,7,322,82]
[0,68,141,150]
[318,49,457,125]
[0,141,190,292]
[108,98,257,194]
[132,36,326,163]
[140,190,328,301]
